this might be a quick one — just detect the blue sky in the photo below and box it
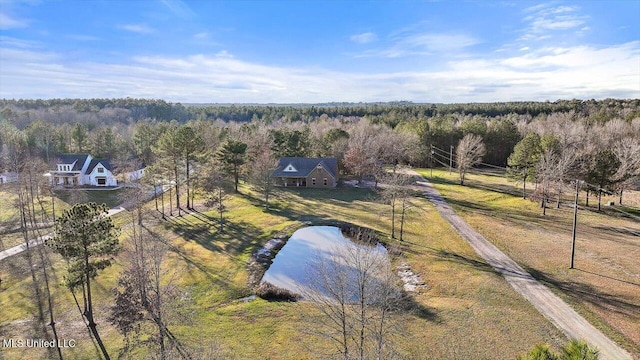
[1,0,639,103]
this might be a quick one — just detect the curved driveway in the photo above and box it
[412,173,631,360]
[0,206,126,262]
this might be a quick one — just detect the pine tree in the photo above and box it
[46,202,120,360]
[215,139,247,193]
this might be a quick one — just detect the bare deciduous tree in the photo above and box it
[456,134,486,185]
[612,137,640,204]
[200,165,229,232]
[248,147,278,210]
[379,169,413,240]
[110,224,190,360]
[303,239,403,360]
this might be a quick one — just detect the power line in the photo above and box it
[431,155,452,168]
[607,205,640,223]
[433,145,509,171]
[477,162,508,171]
[432,145,456,158]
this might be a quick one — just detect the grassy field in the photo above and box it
[0,182,569,359]
[53,188,126,209]
[0,189,71,250]
[416,168,640,357]
[0,188,125,251]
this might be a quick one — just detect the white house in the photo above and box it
[0,172,18,184]
[49,154,143,187]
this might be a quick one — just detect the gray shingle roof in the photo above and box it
[86,159,113,174]
[272,157,338,178]
[54,154,89,171]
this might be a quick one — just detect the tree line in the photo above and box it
[2,98,639,209]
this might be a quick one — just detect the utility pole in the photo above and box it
[430,144,434,177]
[522,168,527,199]
[169,183,173,217]
[570,180,580,269]
[160,181,166,219]
[449,145,453,174]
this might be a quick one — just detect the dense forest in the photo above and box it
[1,98,639,203]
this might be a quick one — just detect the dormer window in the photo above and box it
[283,163,297,172]
[97,167,104,173]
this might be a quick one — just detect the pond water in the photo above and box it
[260,226,388,300]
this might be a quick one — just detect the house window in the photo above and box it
[311,178,316,186]
[97,167,104,173]
[97,178,106,185]
[323,178,328,186]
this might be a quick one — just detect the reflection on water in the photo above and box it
[260,226,388,300]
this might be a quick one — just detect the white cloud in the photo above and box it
[160,0,196,18]
[1,41,638,102]
[0,12,28,29]
[399,33,480,52]
[215,50,233,58]
[194,32,209,39]
[117,24,155,34]
[354,32,480,58]
[0,35,39,48]
[350,32,377,44]
[67,34,101,42]
[520,4,588,41]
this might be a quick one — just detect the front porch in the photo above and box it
[52,173,81,187]
[277,177,307,187]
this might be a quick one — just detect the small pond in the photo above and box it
[260,226,389,300]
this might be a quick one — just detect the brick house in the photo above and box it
[271,157,338,188]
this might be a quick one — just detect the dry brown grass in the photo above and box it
[1,183,569,359]
[419,168,640,357]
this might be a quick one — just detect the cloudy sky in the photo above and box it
[0,0,639,103]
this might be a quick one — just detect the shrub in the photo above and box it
[256,282,300,302]
[517,340,599,360]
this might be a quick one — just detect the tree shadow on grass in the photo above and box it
[443,196,570,235]
[184,208,219,227]
[236,191,264,208]
[592,225,640,239]
[274,187,375,204]
[526,267,640,321]
[162,212,267,259]
[142,224,241,291]
[164,215,222,253]
[435,250,496,274]
[574,268,640,287]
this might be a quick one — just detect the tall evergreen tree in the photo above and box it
[46,202,120,360]
[154,124,183,215]
[177,126,205,209]
[215,139,247,193]
[585,150,621,211]
[71,123,88,153]
[508,133,542,199]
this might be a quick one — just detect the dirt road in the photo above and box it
[412,174,632,360]
[0,206,126,262]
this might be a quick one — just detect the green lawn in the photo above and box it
[0,182,568,359]
[416,168,640,357]
[0,190,70,250]
[54,188,125,209]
